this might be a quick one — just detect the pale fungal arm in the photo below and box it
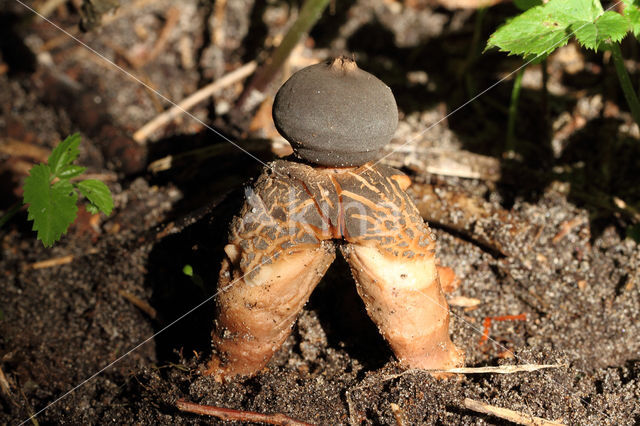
[206,243,335,380]
[341,243,464,372]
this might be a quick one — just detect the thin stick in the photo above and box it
[613,196,640,222]
[434,363,563,375]
[399,147,501,182]
[212,0,228,46]
[552,216,587,243]
[133,61,257,143]
[176,399,313,426]
[463,398,565,426]
[349,364,563,397]
[0,138,50,162]
[25,248,99,270]
[72,172,118,182]
[447,296,481,308]
[26,255,74,270]
[118,290,157,319]
[387,364,564,387]
[0,365,12,397]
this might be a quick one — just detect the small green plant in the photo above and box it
[486,0,640,126]
[182,264,206,293]
[22,133,114,247]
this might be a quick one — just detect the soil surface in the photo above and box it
[1,0,640,424]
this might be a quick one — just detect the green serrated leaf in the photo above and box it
[58,165,87,179]
[485,6,570,57]
[23,164,78,247]
[48,133,81,178]
[571,11,629,51]
[623,0,640,38]
[514,0,542,11]
[544,0,602,24]
[85,203,100,214]
[487,0,630,57]
[76,179,113,215]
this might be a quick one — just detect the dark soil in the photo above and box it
[1,0,639,424]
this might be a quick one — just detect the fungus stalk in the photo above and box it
[342,243,463,370]
[208,244,335,378]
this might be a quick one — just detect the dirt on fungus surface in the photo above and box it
[1,0,640,424]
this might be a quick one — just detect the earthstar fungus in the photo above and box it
[273,57,398,167]
[206,57,464,380]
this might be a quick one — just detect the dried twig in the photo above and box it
[133,61,257,143]
[355,364,563,390]
[552,216,587,243]
[25,248,99,270]
[366,364,563,379]
[399,148,501,182]
[463,397,565,425]
[176,399,313,426]
[434,364,563,375]
[212,0,228,47]
[19,385,40,426]
[118,290,157,319]
[178,36,194,70]
[25,255,74,270]
[623,271,637,292]
[73,172,118,182]
[613,196,640,222]
[0,139,50,162]
[0,365,12,398]
[447,295,481,308]
[39,27,80,53]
